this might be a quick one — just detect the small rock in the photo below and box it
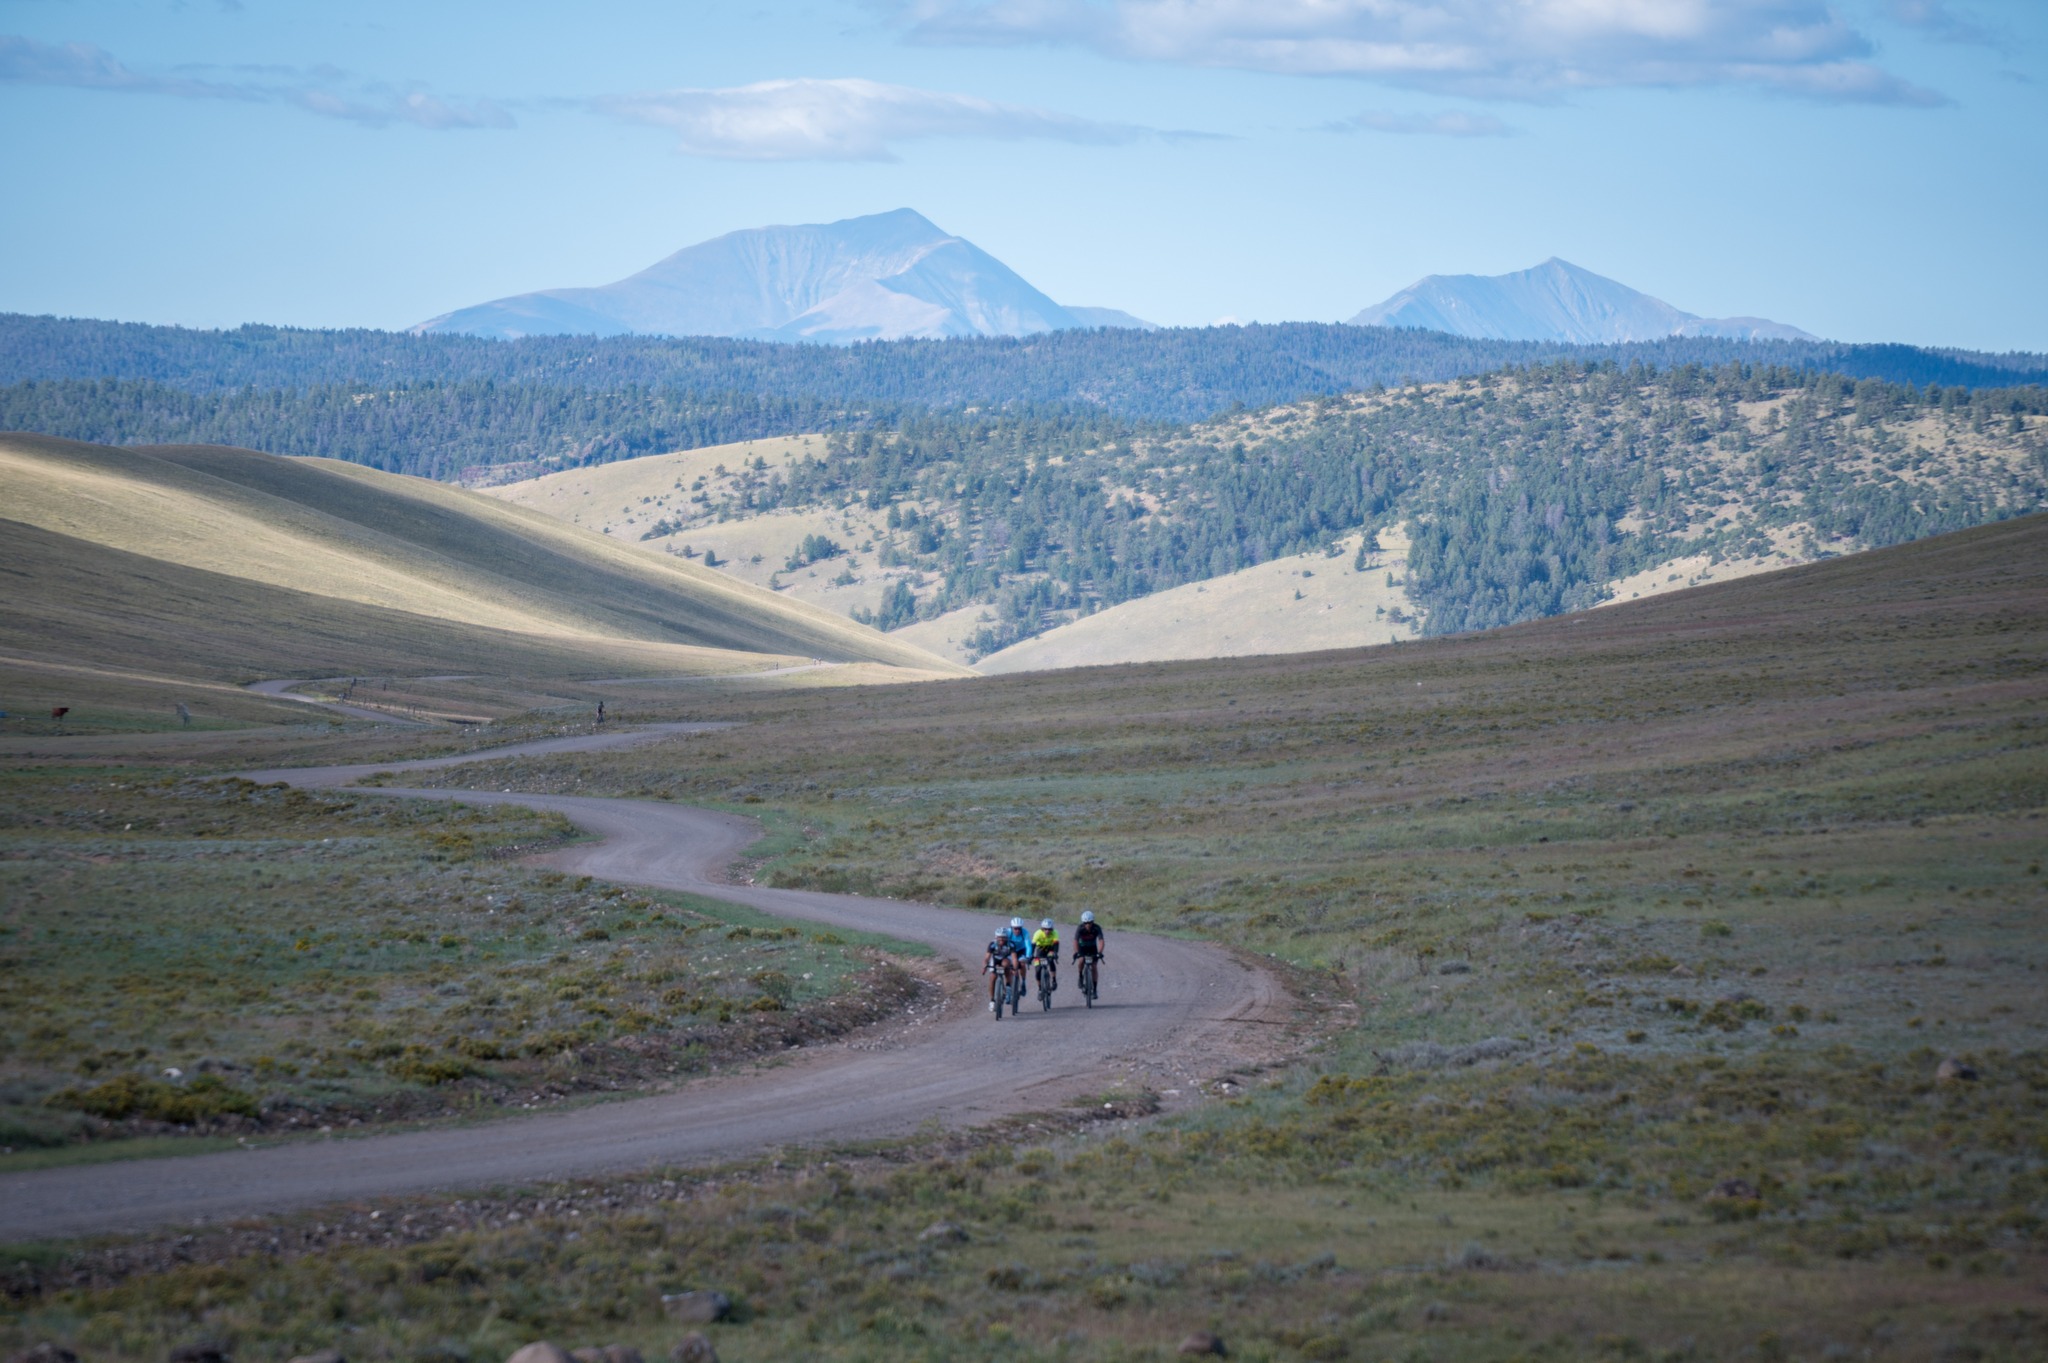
[1446,1242,1502,1271]
[1176,1332,1227,1357]
[11,1344,78,1363]
[1706,1178,1761,1202]
[170,1346,230,1363]
[1668,965,1695,979]
[1422,1301,1452,1323]
[505,1345,574,1363]
[668,1337,717,1363]
[286,1352,345,1363]
[1935,1057,1979,1083]
[660,1291,731,1326]
[917,1221,969,1244]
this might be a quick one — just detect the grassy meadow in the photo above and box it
[2,512,2045,1362]
[0,768,926,1171]
[321,511,2044,1358]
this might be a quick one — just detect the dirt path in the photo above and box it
[589,660,850,685]
[244,678,434,725]
[0,727,1293,1243]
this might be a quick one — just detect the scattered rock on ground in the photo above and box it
[1668,965,1695,979]
[169,1345,230,1363]
[505,1345,574,1363]
[668,1337,717,1363]
[1936,1056,1979,1083]
[1445,1242,1503,1270]
[11,1345,79,1363]
[1422,1301,1453,1322]
[918,1221,969,1244]
[572,1349,640,1363]
[661,1291,732,1325]
[1176,1332,1227,1356]
[1381,1036,1527,1071]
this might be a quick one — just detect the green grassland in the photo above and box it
[3,513,2045,1361]
[0,771,923,1168]
[242,509,2043,1359]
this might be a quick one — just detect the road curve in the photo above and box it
[0,727,1290,1243]
[245,678,431,725]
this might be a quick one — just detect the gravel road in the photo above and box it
[0,726,1290,1243]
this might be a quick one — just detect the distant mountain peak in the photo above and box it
[414,209,1153,345]
[1349,259,1815,345]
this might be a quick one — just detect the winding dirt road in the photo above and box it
[244,678,433,725]
[0,726,1290,1243]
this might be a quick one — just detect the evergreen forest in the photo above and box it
[673,365,2046,653]
[4,310,2044,438]
[3,309,2043,656]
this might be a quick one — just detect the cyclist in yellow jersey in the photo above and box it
[1030,918,1060,992]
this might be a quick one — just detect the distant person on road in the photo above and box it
[1031,918,1060,992]
[596,701,606,724]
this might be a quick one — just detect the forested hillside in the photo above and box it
[7,310,2043,660]
[616,364,2045,655]
[3,311,2043,443]
[0,380,928,481]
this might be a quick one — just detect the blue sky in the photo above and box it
[2,0,2042,350]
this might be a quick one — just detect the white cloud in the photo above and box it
[0,34,513,128]
[1886,0,2001,48]
[890,0,1950,105]
[593,76,1143,161]
[1330,108,1512,136]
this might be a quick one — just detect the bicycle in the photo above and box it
[1077,954,1099,1007]
[992,958,1025,1019]
[1034,957,1056,1012]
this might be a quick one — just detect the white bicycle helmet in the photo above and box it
[1010,917,1025,929]
[1080,911,1095,923]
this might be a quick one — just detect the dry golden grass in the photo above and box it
[3,435,958,666]
[978,529,1420,673]
[487,438,949,631]
[0,435,968,730]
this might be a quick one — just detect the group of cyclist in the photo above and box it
[982,911,1105,1016]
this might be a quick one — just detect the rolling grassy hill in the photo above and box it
[0,434,966,727]
[483,435,952,639]
[973,528,1421,673]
